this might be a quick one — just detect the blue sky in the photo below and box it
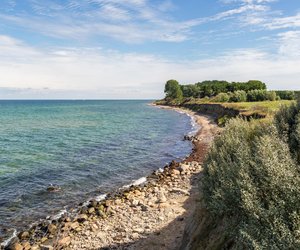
[0,0,299,99]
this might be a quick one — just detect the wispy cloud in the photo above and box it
[0,0,278,43]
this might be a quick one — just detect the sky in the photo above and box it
[0,0,299,99]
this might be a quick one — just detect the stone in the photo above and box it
[14,243,23,250]
[70,221,80,230]
[30,245,40,250]
[89,199,98,208]
[40,237,48,243]
[58,236,71,247]
[77,214,88,223]
[141,205,149,211]
[157,193,167,203]
[40,245,53,250]
[131,199,139,206]
[179,164,189,173]
[133,228,144,234]
[171,188,190,196]
[170,169,180,175]
[18,231,30,240]
[88,207,95,214]
[131,233,139,239]
[47,224,57,235]
[22,242,31,250]
[158,216,165,221]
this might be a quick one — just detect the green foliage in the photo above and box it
[194,80,266,98]
[164,79,183,101]
[203,118,300,249]
[276,91,296,100]
[274,102,300,163]
[180,84,200,98]
[247,90,277,102]
[212,93,230,102]
[229,90,247,102]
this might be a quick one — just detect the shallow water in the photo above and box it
[0,100,195,242]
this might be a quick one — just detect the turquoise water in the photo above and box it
[0,100,194,241]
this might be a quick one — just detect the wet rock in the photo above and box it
[47,224,57,235]
[18,231,30,240]
[4,239,21,250]
[88,207,95,214]
[46,185,61,192]
[89,200,98,208]
[77,214,88,223]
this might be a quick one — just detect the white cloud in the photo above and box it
[0,34,299,99]
[264,12,300,30]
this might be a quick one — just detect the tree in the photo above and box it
[164,80,183,100]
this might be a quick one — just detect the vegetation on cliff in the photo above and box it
[201,102,300,249]
[161,79,298,106]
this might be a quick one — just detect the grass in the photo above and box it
[222,100,294,117]
[182,98,294,117]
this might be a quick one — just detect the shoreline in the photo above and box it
[3,105,218,250]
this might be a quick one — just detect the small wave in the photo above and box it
[186,114,201,136]
[123,177,147,189]
[51,208,67,221]
[95,194,107,202]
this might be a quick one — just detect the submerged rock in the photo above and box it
[46,185,61,192]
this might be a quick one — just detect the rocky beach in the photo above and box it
[2,106,219,250]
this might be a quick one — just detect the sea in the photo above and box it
[0,100,198,243]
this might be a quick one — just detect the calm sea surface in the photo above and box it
[0,100,195,242]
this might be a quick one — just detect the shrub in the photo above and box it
[276,91,296,100]
[267,91,277,101]
[203,118,300,249]
[212,93,230,102]
[246,90,277,102]
[274,102,300,163]
[229,90,247,102]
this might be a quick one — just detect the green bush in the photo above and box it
[203,118,300,249]
[276,91,296,100]
[274,102,300,163]
[212,93,230,102]
[229,90,247,102]
[246,90,277,102]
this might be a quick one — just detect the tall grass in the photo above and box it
[203,114,300,249]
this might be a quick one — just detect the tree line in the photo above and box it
[164,79,296,103]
